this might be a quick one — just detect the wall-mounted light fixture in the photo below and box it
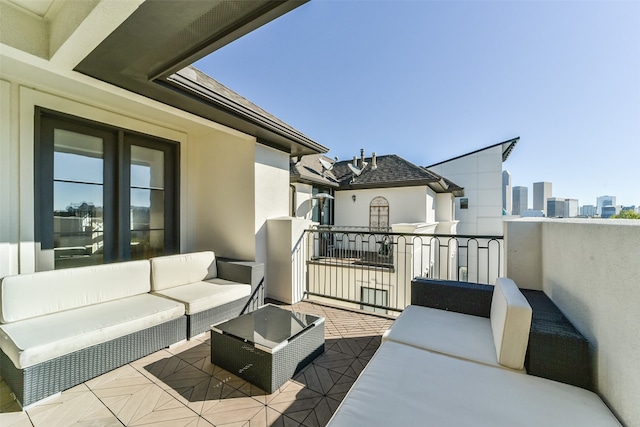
[312,192,334,225]
[352,194,356,202]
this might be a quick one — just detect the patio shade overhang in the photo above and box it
[74,0,327,157]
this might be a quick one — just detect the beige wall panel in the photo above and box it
[187,131,255,261]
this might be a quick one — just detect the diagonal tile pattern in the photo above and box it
[0,300,394,427]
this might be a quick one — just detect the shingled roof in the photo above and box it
[292,153,464,196]
[290,154,339,187]
[182,67,319,148]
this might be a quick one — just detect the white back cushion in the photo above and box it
[150,251,217,291]
[0,260,151,323]
[490,278,533,370]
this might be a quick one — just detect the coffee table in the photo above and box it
[210,304,325,393]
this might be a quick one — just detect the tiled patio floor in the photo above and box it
[0,301,394,427]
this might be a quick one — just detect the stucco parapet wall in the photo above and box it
[505,217,640,227]
[392,223,439,234]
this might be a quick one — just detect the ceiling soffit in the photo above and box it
[75,0,324,156]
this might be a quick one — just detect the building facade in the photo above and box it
[427,138,519,235]
[601,206,619,218]
[597,195,616,216]
[580,205,596,217]
[533,182,552,216]
[502,170,512,215]
[547,198,565,218]
[564,199,579,218]
[512,186,528,216]
[291,153,463,235]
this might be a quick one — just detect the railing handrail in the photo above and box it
[306,227,503,241]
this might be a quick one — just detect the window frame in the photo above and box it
[35,107,180,268]
[369,196,390,231]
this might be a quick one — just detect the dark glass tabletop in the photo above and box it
[211,304,323,352]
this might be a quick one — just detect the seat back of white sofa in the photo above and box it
[0,260,151,323]
[150,251,217,291]
[490,278,533,370]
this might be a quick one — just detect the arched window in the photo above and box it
[369,196,389,231]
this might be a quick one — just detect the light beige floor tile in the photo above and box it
[200,394,264,425]
[0,412,34,427]
[28,386,118,427]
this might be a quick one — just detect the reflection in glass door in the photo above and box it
[130,146,165,259]
[53,129,105,268]
[37,109,178,270]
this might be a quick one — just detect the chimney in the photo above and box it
[360,148,365,168]
[353,156,357,166]
[372,152,377,170]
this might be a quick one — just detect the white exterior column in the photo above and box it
[266,217,312,303]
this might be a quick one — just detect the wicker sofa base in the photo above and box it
[188,297,251,339]
[0,316,186,408]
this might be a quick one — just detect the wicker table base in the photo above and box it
[210,305,325,393]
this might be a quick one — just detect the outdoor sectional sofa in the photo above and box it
[327,277,621,426]
[0,251,263,409]
[150,251,264,339]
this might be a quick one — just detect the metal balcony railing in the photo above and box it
[302,226,503,314]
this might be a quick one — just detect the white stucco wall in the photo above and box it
[429,146,503,235]
[254,144,290,268]
[186,130,256,261]
[292,182,314,220]
[0,79,19,278]
[266,217,311,303]
[505,218,640,426]
[334,186,435,228]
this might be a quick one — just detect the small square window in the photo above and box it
[460,198,469,209]
[361,287,388,314]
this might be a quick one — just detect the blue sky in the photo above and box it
[196,0,640,207]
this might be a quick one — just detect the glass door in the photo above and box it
[129,145,165,259]
[52,129,108,268]
[37,109,179,270]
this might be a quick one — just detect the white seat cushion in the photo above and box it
[0,260,151,323]
[0,294,185,369]
[490,278,533,370]
[152,281,250,315]
[150,252,217,291]
[382,305,510,370]
[327,341,621,427]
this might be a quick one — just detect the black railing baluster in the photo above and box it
[302,226,504,313]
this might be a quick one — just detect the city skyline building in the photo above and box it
[547,197,565,218]
[502,170,512,215]
[602,205,619,218]
[580,204,596,217]
[512,186,528,216]
[565,199,579,218]
[597,195,616,216]
[533,182,552,216]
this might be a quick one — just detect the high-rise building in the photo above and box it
[580,205,596,217]
[502,170,512,215]
[601,206,619,218]
[512,186,528,215]
[547,198,565,217]
[596,195,616,216]
[533,182,552,216]
[564,199,579,218]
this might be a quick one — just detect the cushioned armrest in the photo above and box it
[217,258,264,291]
[410,278,494,318]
